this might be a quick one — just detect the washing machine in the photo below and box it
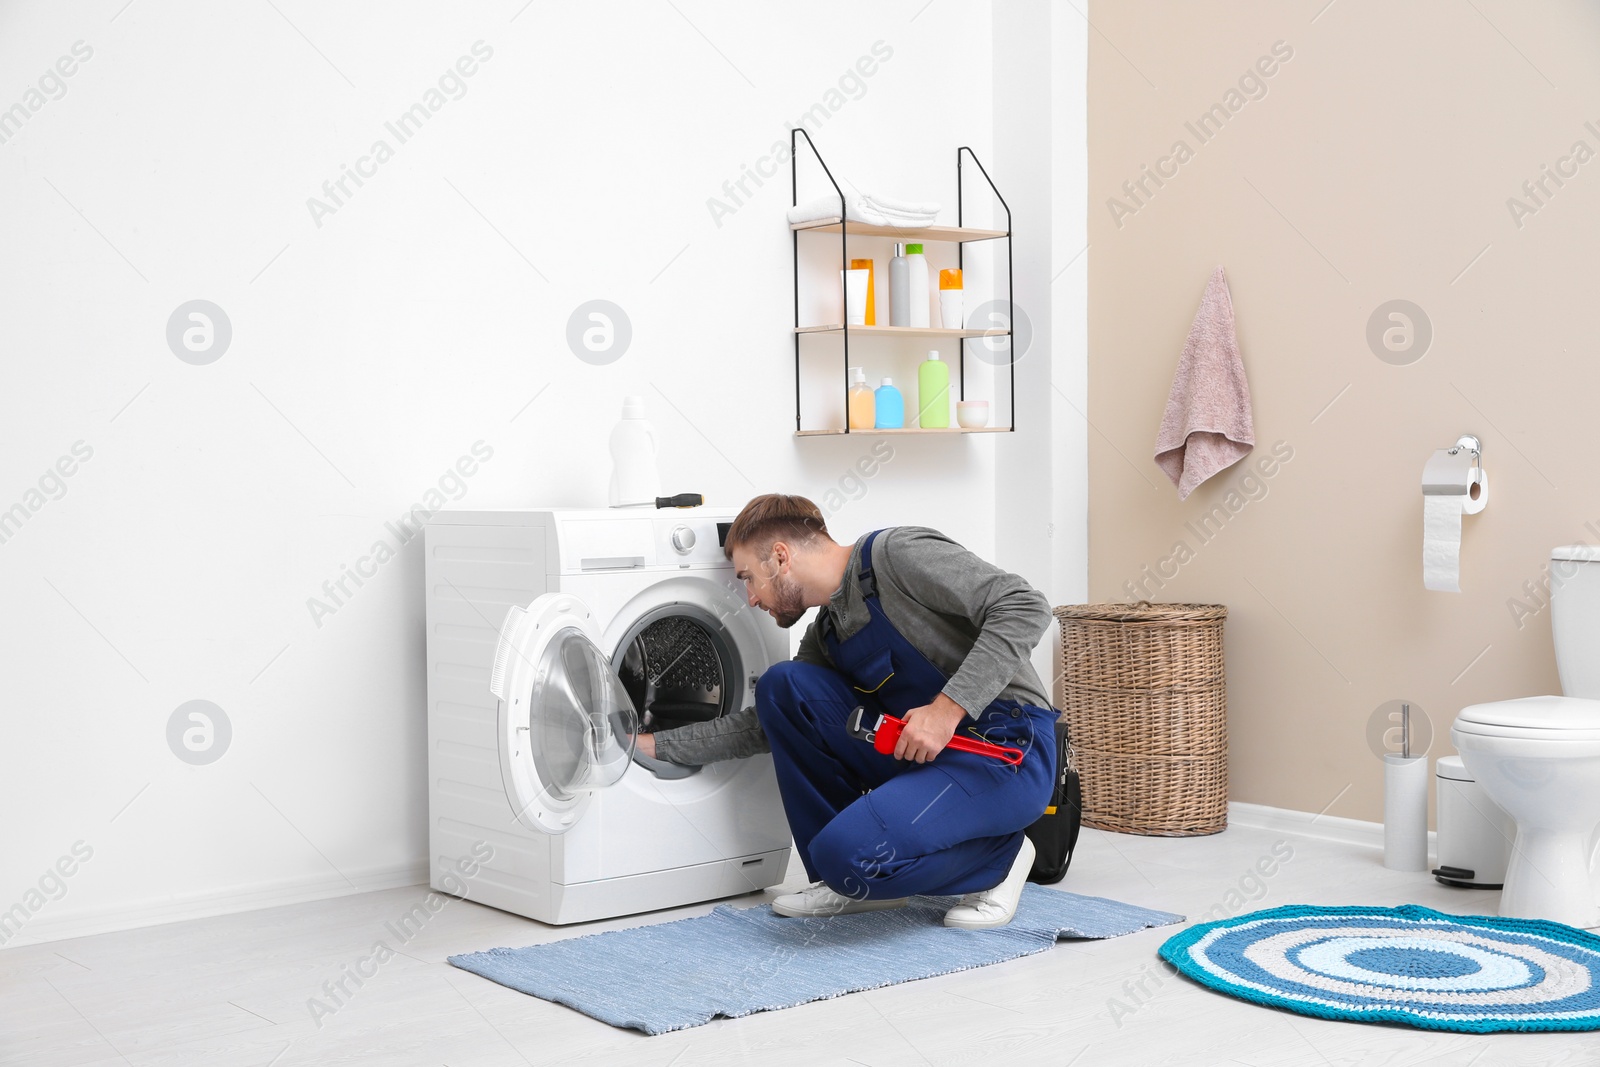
[423,507,792,925]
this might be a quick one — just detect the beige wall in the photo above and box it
[1087,1,1600,822]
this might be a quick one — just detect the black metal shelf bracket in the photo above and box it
[790,128,849,434]
[957,146,1015,431]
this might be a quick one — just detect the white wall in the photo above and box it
[991,0,1090,694]
[0,0,1085,944]
[1051,5,1091,619]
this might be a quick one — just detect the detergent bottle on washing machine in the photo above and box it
[608,396,661,507]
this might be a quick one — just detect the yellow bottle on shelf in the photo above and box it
[850,259,876,326]
[847,366,876,429]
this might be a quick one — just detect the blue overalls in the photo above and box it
[754,529,1058,900]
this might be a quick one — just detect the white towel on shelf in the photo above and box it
[861,193,940,220]
[787,189,941,227]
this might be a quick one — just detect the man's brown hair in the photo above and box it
[723,494,830,561]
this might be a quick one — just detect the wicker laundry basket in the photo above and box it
[1053,602,1228,836]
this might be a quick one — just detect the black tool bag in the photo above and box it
[1025,716,1082,884]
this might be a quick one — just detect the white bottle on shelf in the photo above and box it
[906,243,929,328]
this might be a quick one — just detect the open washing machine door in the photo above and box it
[489,593,639,835]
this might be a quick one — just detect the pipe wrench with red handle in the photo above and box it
[845,705,1025,766]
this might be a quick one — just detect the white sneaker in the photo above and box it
[943,836,1035,930]
[771,881,909,918]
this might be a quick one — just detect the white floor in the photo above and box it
[4,823,1597,1067]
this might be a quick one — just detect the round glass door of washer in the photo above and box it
[491,594,638,834]
[531,624,638,795]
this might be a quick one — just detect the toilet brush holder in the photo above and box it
[1384,754,1430,871]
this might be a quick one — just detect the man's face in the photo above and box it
[732,541,808,628]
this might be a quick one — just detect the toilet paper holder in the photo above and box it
[1422,433,1489,592]
[1423,434,1486,507]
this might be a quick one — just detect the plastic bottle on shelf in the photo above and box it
[850,259,876,326]
[889,244,909,327]
[906,243,930,328]
[874,377,904,429]
[939,268,964,330]
[848,366,876,429]
[917,350,950,428]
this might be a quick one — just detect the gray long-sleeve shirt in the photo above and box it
[652,526,1054,766]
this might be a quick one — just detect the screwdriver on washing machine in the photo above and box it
[845,706,1025,765]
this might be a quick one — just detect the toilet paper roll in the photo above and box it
[1384,754,1430,872]
[1422,450,1488,592]
[1423,494,1465,592]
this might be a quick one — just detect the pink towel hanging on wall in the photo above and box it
[1154,265,1255,499]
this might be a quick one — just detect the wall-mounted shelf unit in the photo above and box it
[789,130,1014,436]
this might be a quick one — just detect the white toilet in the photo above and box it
[1453,544,1600,929]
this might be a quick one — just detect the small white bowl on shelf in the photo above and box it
[956,401,990,428]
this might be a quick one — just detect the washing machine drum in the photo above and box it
[491,594,639,834]
[617,615,730,727]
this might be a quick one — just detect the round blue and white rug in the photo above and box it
[1159,904,1600,1032]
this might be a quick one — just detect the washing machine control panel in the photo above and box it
[558,513,733,571]
[649,515,725,566]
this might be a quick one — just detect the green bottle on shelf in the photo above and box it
[917,350,950,428]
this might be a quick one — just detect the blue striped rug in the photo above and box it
[1160,904,1600,1033]
[450,884,1181,1034]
